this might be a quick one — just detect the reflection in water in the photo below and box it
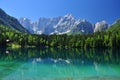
[0,48,120,64]
[0,48,120,80]
[0,61,21,79]
[0,59,120,80]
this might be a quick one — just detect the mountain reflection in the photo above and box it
[0,48,120,64]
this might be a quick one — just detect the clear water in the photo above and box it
[0,48,120,80]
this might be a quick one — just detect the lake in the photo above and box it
[0,48,120,80]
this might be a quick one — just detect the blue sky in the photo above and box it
[0,0,120,24]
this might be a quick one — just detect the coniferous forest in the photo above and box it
[1,1,120,79]
[0,19,120,49]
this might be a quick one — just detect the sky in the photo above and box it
[0,0,120,24]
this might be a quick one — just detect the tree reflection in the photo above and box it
[0,48,120,64]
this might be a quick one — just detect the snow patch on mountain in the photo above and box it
[94,21,108,32]
[18,14,109,35]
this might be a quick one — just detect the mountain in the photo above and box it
[37,17,61,34]
[19,14,95,35]
[19,14,110,35]
[69,20,93,34]
[94,21,108,32]
[0,8,29,33]
[107,19,120,32]
[52,14,77,34]
[19,18,34,33]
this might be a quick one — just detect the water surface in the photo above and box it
[0,48,120,80]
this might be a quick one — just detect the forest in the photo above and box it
[0,20,120,49]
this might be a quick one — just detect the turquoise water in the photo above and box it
[0,48,120,80]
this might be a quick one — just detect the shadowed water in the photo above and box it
[0,48,120,80]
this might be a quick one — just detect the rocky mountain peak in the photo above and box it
[18,14,110,35]
[94,20,108,32]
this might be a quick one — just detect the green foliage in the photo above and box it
[0,48,120,64]
[0,8,29,33]
[108,19,120,31]
[0,19,120,49]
